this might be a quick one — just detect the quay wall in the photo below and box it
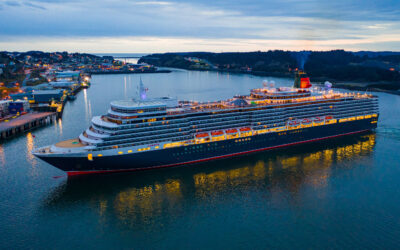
[0,112,57,140]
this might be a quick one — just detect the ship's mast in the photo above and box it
[139,77,146,100]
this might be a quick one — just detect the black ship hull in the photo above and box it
[36,118,378,176]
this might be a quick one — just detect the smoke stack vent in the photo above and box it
[294,70,312,88]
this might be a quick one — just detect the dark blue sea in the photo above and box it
[1,69,400,249]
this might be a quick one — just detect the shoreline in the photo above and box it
[89,69,172,75]
[327,83,400,96]
[162,67,400,96]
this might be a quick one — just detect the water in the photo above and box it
[1,70,400,249]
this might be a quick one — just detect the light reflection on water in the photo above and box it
[44,133,376,230]
[26,132,36,165]
[0,144,5,167]
[57,118,63,136]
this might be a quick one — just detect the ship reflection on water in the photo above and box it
[43,133,376,227]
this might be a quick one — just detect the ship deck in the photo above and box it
[55,138,85,148]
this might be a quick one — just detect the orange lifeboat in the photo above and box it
[225,128,238,134]
[325,115,333,120]
[195,133,209,138]
[239,127,251,132]
[211,131,224,136]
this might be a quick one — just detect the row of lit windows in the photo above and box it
[88,113,378,159]
[235,137,251,143]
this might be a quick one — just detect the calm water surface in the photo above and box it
[1,70,400,249]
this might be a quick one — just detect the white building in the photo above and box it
[0,100,11,117]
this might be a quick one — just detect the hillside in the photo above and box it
[139,50,400,91]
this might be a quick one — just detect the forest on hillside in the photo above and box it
[139,50,400,87]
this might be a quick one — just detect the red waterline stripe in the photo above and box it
[67,129,370,176]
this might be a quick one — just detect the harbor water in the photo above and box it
[1,69,400,249]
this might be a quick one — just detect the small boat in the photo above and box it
[68,95,77,100]
[225,128,238,134]
[239,127,252,132]
[211,131,224,136]
[325,115,333,120]
[195,133,209,138]
[302,118,312,124]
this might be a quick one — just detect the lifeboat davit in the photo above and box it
[239,127,251,132]
[211,131,224,136]
[225,128,238,134]
[302,118,312,124]
[195,133,209,138]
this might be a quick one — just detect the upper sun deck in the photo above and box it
[250,87,311,99]
[178,88,376,112]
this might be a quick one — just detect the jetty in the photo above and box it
[0,112,56,139]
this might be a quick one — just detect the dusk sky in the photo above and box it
[1,0,400,52]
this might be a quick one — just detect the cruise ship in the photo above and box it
[33,76,379,176]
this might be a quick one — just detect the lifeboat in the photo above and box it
[225,128,238,134]
[239,127,251,132]
[288,120,300,126]
[211,131,224,136]
[195,133,209,138]
[325,115,333,120]
[302,118,312,124]
[313,117,324,123]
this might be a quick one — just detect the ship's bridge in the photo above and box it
[106,97,179,122]
[110,100,167,114]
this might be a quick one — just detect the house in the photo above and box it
[0,100,10,117]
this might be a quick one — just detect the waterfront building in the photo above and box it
[0,100,11,117]
[55,71,80,82]
[32,90,64,103]
[48,81,78,90]
[8,100,30,114]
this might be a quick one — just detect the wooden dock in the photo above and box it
[0,112,57,140]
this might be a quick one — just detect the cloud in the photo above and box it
[1,35,400,53]
[0,0,399,51]
[5,1,20,6]
[132,1,172,5]
[23,2,46,10]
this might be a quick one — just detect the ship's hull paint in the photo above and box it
[36,118,377,175]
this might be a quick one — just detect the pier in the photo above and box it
[0,112,57,140]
